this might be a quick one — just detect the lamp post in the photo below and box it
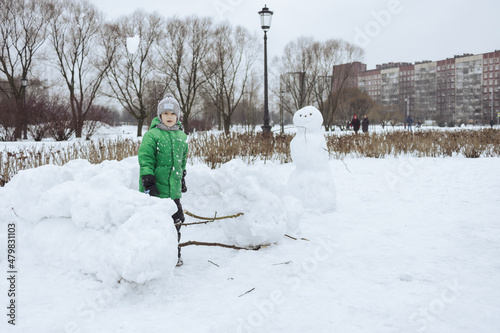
[21,77,28,139]
[258,5,273,134]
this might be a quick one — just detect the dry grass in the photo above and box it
[0,139,141,186]
[324,129,500,159]
[1,129,499,186]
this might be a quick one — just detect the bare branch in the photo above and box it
[179,240,263,251]
[184,210,244,221]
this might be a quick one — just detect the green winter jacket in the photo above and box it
[138,117,188,199]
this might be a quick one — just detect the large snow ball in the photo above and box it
[220,175,287,247]
[2,163,75,222]
[293,105,324,132]
[182,163,229,217]
[3,157,179,284]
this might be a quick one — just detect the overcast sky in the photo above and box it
[89,0,499,69]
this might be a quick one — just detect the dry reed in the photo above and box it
[1,129,499,186]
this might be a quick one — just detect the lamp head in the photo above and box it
[258,5,273,32]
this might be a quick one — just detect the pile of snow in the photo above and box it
[1,154,313,283]
[0,158,179,284]
[183,159,296,247]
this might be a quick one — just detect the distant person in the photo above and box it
[490,118,495,128]
[350,115,361,134]
[362,114,369,133]
[406,115,413,131]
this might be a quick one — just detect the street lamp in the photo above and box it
[258,5,273,134]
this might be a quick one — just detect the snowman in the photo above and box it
[287,106,336,214]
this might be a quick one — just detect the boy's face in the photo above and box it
[161,111,177,126]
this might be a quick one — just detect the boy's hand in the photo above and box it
[142,175,160,196]
[181,170,187,193]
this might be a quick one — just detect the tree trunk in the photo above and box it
[137,117,144,137]
[14,99,24,140]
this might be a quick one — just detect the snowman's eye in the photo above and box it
[310,113,312,116]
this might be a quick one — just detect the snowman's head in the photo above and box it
[293,106,323,131]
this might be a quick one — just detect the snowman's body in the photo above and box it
[288,106,336,213]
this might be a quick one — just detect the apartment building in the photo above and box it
[351,50,500,124]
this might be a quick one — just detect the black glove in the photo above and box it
[181,169,187,193]
[172,198,185,223]
[142,175,159,196]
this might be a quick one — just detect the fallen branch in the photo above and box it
[285,234,310,241]
[184,210,244,221]
[208,260,219,267]
[177,220,217,226]
[238,288,255,297]
[179,240,263,251]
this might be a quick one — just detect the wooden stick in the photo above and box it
[285,234,310,241]
[177,220,216,226]
[184,210,244,221]
[238,288,255,297]
[208,260,219,267]
[179,240,262,251]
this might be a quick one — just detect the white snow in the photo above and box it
[1,129,500,333]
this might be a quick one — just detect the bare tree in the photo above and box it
[103,9,164,137]
[235,75,261,132]
[332,87,374,130]
[49,0,110,138]
[323,45,364,130]
[157,16,213,132]
[272,37,317,115]
[0,97,16,140]
[272,37,363,130]
[201,23,259,133]
[45,95,74,141]
[0,0,54,139]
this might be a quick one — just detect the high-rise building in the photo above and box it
[341,50,500,124]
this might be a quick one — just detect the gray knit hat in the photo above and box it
[157,93,181,119]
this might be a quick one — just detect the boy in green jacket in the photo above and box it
[138,93,188,267]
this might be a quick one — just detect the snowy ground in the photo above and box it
[0,157,500,333]
[1,124,500,333]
